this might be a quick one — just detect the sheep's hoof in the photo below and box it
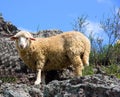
[34,80,41,85]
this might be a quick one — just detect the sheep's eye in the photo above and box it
[23,37,28,40]
[26,38,29,40]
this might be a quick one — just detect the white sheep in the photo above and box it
[11,30,91,85]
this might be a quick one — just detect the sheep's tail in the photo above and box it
[82,42,91,66]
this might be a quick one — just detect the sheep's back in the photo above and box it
[61,32,88,55]
[40,31,90,71]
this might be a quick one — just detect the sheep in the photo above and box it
[11,30,91,85]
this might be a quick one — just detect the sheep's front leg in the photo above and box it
[34,69,41,85]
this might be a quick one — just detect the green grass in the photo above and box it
[82,64,120,79]
[0,76,16,83]
[82,65,94,76]
[101,64,120,78]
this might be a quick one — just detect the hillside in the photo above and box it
[0,16,120,97]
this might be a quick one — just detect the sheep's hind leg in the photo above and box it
[70,55,84,76]
[82,52,89,66]
[41,72,45,84]
[34,69,41,85]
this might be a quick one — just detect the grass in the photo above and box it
[82,65,95,76]
[0,76,16,83]
[82,64,120,79]
[101,64,120,78]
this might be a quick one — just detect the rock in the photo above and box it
[0,80,2,84]
[44,74,120,97]
[0,16,18,36]
[1,83,43,97]
[33,29,63,37]
[1,74,120,97]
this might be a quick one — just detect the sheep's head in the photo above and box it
[11,31,36,50]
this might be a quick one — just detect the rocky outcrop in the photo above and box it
[34,29,63,37]
[44,74,120,97]
[0,16,28,83]
[1,74,120,97]
[0,16,18,36]
[0,16,20,80]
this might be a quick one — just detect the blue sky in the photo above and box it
[0,0,119,33]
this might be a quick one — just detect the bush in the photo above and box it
[101,64,120,78]
[83,65,94,76]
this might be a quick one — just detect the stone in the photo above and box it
[1,74,120,97]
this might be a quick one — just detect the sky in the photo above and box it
[0,0,120,34]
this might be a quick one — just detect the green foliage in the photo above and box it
[82,65,94,76]
[101,64,120,78]
[111,43,120,64]
[82,64,120,79]
[0,76,16,83]
[90,44,115,66]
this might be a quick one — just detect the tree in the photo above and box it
[72,15,89,33]
[100,8,120,65]
[72,8,120,66]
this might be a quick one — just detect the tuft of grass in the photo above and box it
[82,65,94,76]
[0,76,16,83]
[82,64,120,79]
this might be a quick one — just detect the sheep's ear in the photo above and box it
[30,38,36,41]
[10,36,18,40]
